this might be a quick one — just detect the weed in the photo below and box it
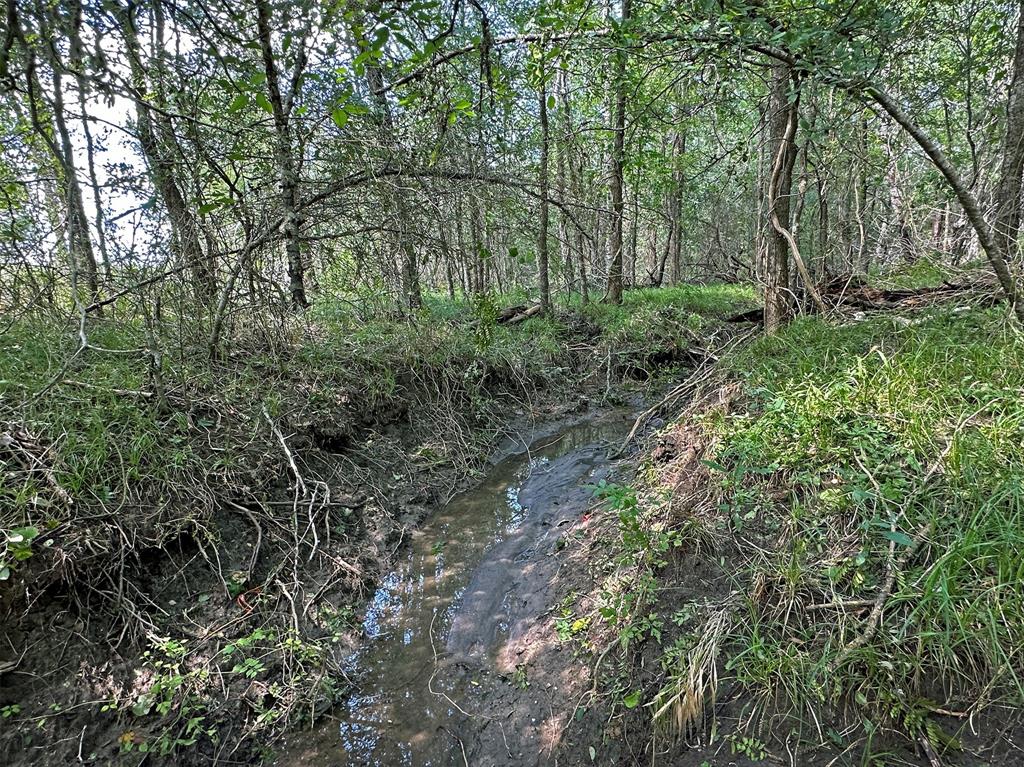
[512,664,530,689]
[0,525,39,580]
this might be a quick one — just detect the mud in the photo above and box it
[276,411,636,766]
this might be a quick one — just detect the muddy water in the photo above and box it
[279,411,632,766]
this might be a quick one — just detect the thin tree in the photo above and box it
[604,0,631,304]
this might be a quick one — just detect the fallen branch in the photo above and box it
[500,304,543,325]
[61,379,153,398]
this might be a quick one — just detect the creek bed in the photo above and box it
[279,411,632,766]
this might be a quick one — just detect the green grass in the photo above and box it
[703,306,1024,751]
[1,284,749,557]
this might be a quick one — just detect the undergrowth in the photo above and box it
[587,302,1024,762]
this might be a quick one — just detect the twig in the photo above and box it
[804,599,874,612]
[261,406,307,496]
[62,379,153,398]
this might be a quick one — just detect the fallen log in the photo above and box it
[725,307,764,324]
[500,304,543,325]
[819,273,1001,311]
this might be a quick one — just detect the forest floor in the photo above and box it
[0,284,754,765]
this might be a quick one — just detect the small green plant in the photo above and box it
[127,636,214,756]
[232,657,266,679]
[1,703,22,718]
[226,570,248,599]
[555,609,590,641]
[728,733,768,761]
[0,526,40,580]
[319,603,356,642]
[511,664,530,689]
[470,291,499,348]
[220,627,272,658]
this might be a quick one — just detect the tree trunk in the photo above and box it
[118,5,215,299]
[558,66,588,303]
[993,3,1024,271]
[668,130,685,284]
[256,0,308,309]
[52,67,99,306]
[629,187,639,288]
[604,0,630,304]
[763,63,797,332]
[537,71,551,312]
[69,0,111,282]
[23,30,98,308]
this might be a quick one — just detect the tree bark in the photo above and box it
[537,72,551,312]
[604,0,630,304]
[256,0,308,309]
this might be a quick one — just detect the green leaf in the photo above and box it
[131,695,154,717]
[331,108,349,129]
[547,94,556,109]
[622,690,641,709]
[254,92,274,115]
[228,93,249,113]
[0,567,10,581]
[9,527,38,543]
[880,529,914,547]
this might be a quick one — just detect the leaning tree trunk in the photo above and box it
[868,84,1024,322]
[763,62,798,332]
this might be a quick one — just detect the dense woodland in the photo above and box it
[2,0,1024,765]
[0,0,1020,326]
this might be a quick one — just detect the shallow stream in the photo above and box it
[279,411,632,765]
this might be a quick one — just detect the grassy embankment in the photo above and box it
[581,263,1024,762]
